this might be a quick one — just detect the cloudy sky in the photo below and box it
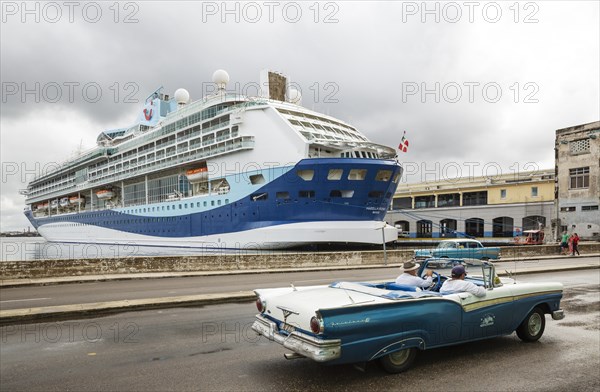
[1,0,599,231]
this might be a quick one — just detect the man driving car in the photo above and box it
[440,265,486,297]
[395,260,434,288]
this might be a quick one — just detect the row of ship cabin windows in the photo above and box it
[250,190,392,201]
[297,169,399,182]
[124,200,230,214]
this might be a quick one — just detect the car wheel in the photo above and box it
[379,348,417,374]
[516,307,546,342]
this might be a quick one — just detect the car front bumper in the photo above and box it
[252,314,341,362]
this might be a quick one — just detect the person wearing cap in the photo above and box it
[440,265,486,297]
[395,260,434,288]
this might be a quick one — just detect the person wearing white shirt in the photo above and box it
[440,265,486,297]
[395,260,434,288]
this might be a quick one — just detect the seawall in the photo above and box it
[1,243,598,280]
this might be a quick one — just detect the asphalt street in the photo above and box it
[1,270,599,391]
[1,256,598,311]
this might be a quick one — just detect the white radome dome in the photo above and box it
[288,88,302,104]
[212,69,230,89]
[174,88,190,104]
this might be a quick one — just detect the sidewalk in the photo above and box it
[0,254,598,326]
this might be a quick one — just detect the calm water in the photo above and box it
[0,237,297,262]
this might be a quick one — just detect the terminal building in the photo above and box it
[385,169,555,239]
[554,120,600,240]
[386,119,599,241]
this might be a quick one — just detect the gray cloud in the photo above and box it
[1,1,599,231]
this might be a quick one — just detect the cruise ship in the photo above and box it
[22,70,403,250]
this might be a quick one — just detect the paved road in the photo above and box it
[1,256,598,311]
[1,270,598,391]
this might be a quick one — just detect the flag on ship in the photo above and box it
[398,131,409,153]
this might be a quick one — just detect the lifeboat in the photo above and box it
[186,167,208,183]
[96,190,115,200]
[59,198,70,208]
[69,196,85,205]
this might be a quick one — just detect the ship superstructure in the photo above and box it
[23,70,402,249]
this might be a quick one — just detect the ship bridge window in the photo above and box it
[299,190,315,198]
[276,192,290,199]
[297,170,314,181]
[348,169,367,181]
[249,174,265,185]
[375,170,392,182]
[393,172,401,183]
[327,169,343,180]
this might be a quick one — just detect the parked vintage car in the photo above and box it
[414,239,501,260]
[252,258,564,373]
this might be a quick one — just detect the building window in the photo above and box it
[582,205,599,211]
[569,167,589,189]
[500,189,506,199]
[560,206,576,212]
[569,138,590,154]
[463,191,488,206]
[531,187,538,197]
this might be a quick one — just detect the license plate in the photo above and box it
[280,323,296,333]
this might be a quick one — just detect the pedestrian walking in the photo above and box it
[571,233,580,256]
[560,231,569,255]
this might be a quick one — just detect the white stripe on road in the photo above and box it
[0,298,51,303]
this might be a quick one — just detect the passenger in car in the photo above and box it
[395,260,434,288]
[440,265,486,297]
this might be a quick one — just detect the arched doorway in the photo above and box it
[493,216,514,237]
[440,219,457,238]
[465,218,484,237]
[417,220,433,238]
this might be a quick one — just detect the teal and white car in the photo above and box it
[415,239,501,260]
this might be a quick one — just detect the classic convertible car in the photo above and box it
[252,258,564,373]
[414,239,501,260]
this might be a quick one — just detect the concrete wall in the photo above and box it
[1,243,598,280]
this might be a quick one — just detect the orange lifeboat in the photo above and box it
[69,196,85,205]
[186,167,208,183]
[96,190,115,200]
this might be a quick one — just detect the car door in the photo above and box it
[457,287,516,341]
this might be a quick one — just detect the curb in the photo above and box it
[1,264,598,326]
[2,253,598,288]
